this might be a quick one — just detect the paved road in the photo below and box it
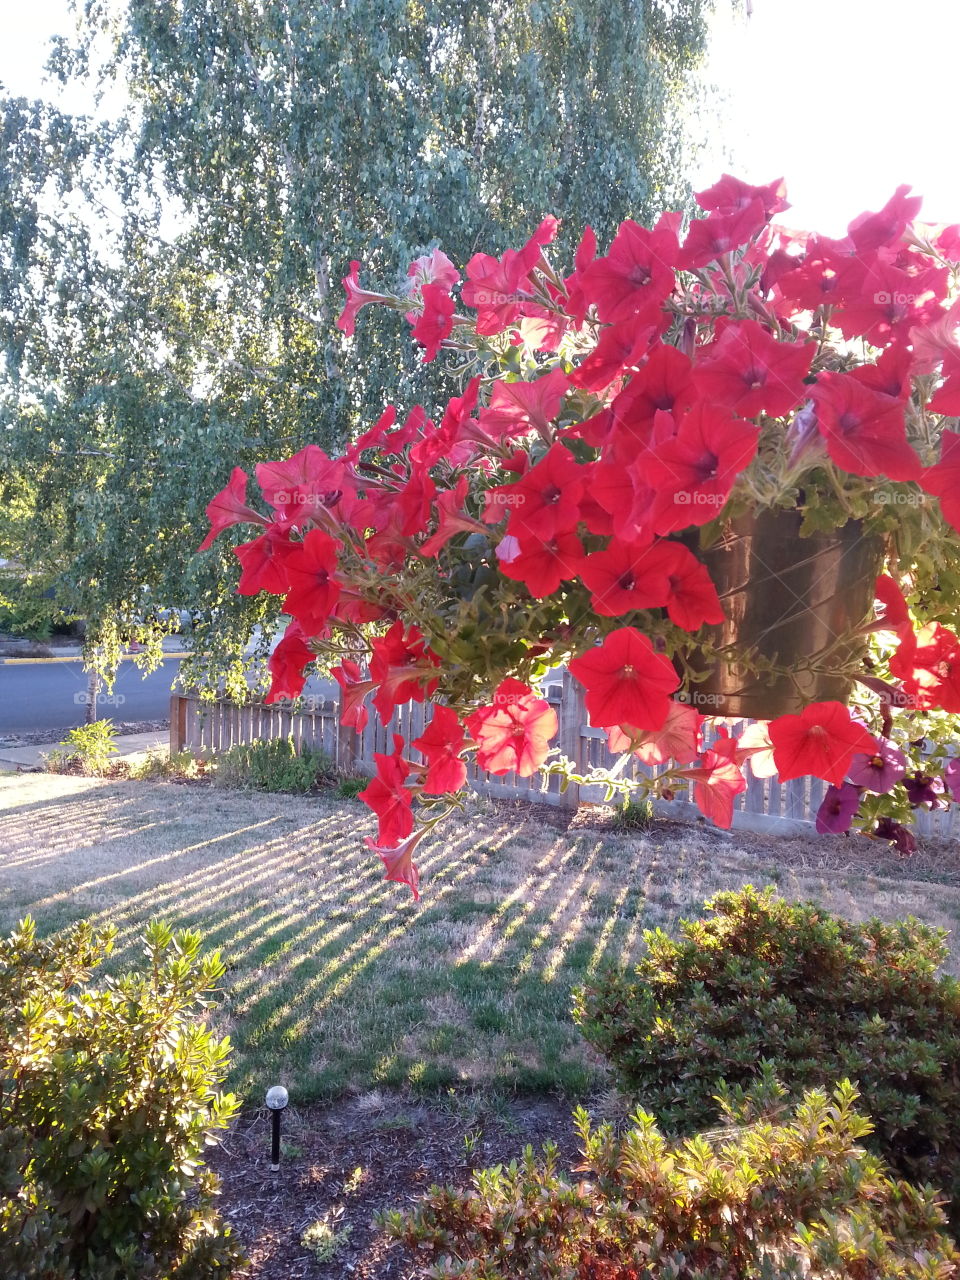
[0,657,186,736]
[0,657,340,738]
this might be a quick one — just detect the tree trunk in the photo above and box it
[85,666,101,723]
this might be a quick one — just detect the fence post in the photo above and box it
[557,673,582,811]
[169,694,188,753]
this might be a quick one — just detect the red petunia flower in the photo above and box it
[411,380,480,470]
[462,217,558,335]
[692,318,815,419]
[477,368,570,442]
[333,658,374,733]
[358,734,414,846]
[695,175,789,219]
[659,542,726,631]
[563,223,598,324]
[369,621,441,724]
[256,445,350,526]
[580,539,672,617]
[409,281,455,362]
[282,529,343,632]
[364,830,424,900]
[678,199,768,270]
[811,372,921,482]
[499,530,584,598]
[484,443,586,542]
[735,721,777,777]
[419,477,486,558]
[465,678,558,777]
[921,429,960,534]
[406,248,459,292]
[846,184,922,253]
[607,699,702,765]
[336,260,390,336]
[768,701,877,787]
[265,621,316,704]
[680,749,747,828]
[889,621,960,713]
[873,575,912,640]
[412,705,467,794]
[645,403,759,534]
[198,467,267,551]
[832,260,946,347]
[569,628,679,730]
[580,213,680,325]
[234,526,297,595]
[568,314,660,394]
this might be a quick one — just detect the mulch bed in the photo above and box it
[210,1093,581,1279]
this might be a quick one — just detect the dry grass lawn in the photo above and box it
[3,770,960,1105]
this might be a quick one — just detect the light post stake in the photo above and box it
[265,1085,289,1172]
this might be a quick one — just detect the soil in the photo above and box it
[489,794,960,885]
[210,1092,582,1279]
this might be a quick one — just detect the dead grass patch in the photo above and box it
[3,772,960,1104]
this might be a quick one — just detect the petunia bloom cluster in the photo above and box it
[200,175,960,894]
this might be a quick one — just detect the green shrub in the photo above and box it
[336,774,369,800]
[214,735,331,793]
[385,1078,958,1279]
[0,917,244,1279]
[129,748,210,781]
[575,885,960,1219]
[611,797,653,830]
[46,719,119,775]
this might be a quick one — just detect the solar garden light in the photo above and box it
[265,1085,289,1171]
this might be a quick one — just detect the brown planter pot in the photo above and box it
[683,509,884,720]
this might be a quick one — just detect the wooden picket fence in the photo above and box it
[169,677,959,839]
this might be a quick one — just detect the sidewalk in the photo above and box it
[0,731,168,772]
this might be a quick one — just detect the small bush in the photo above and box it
[336,774,369,800]
[575,885,960,1218]
[129,748,210,781]
[214,736,332,793]
[611,797,653,830]
[0,916,244,1279]
[46,719,119,775]
[385,1079,958,1278]
[301,1208,352,1262]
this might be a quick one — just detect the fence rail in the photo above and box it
[169,681,958,840]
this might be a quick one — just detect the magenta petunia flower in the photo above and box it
[903,770,946,808]
[875,816,918,857]
[816,782,862,834]
[944,757,960,800]
[847,739,907,793]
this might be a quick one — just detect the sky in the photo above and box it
[2,0,959,238]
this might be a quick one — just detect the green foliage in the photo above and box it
[214,735,332,792]
[336,774,370,800]
[612,797,653,831]
[0,917,244,1279]
[300,1209,353,1262]
[575,885,960,1219]
[385,1080,958,1278]
[0,1,722,685]
[47,719,119,775]
[128,748,210,781]
[0,571,57,641]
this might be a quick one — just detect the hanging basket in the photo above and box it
[684,509,884,720]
